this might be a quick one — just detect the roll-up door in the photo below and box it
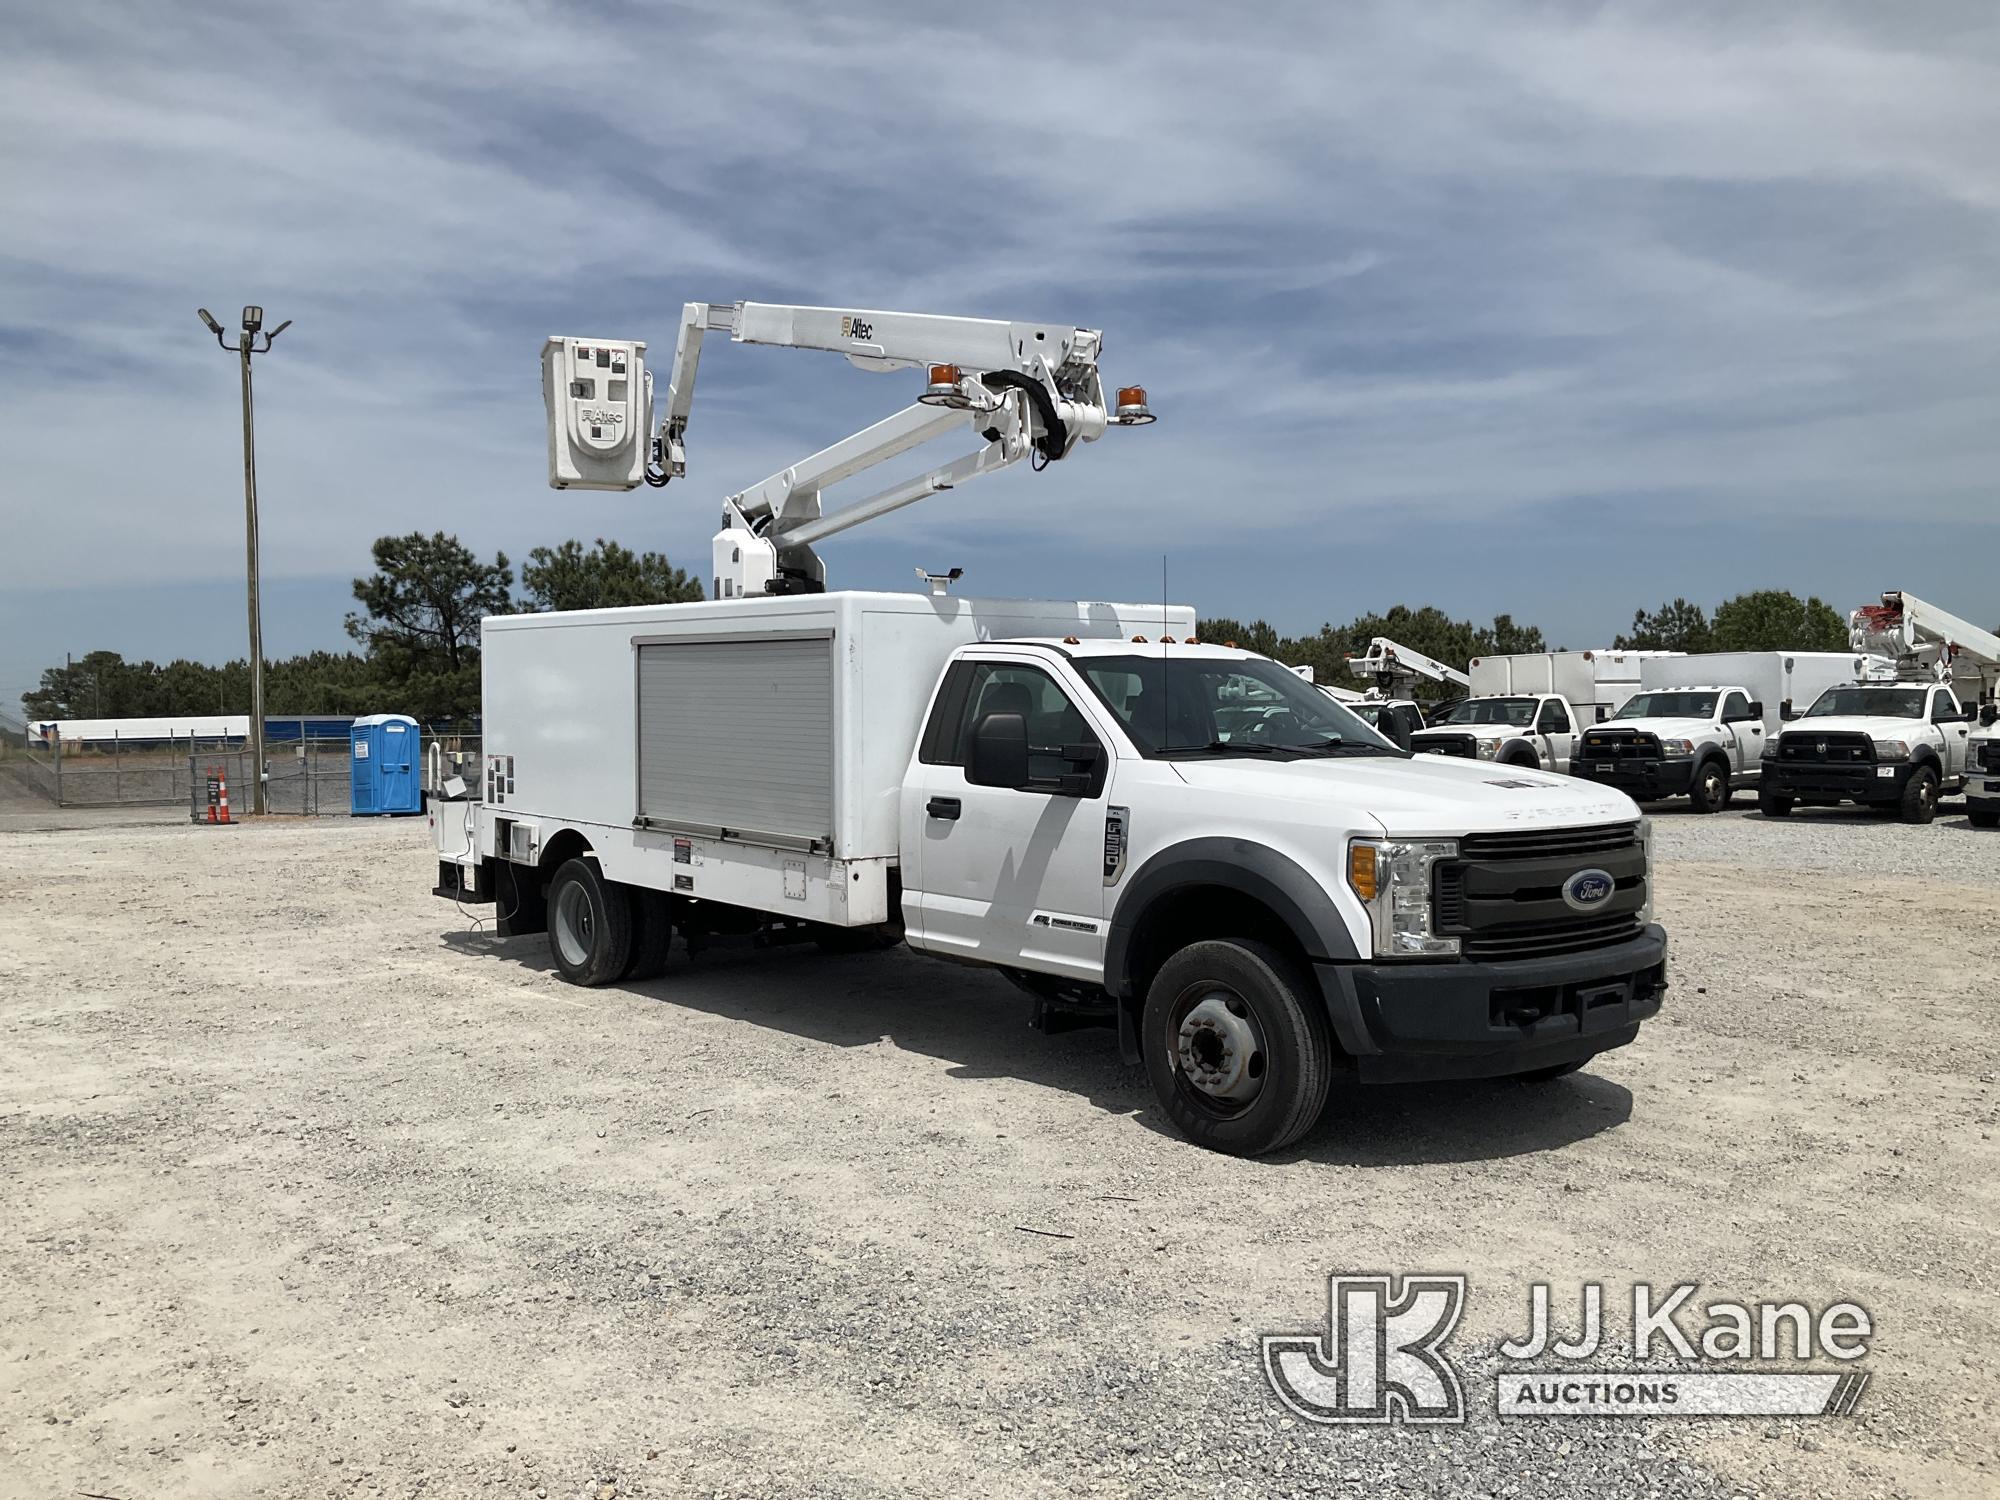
[635,632,834,846]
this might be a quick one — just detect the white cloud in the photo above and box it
[1,0,1996,609]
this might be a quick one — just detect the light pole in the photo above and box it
[198,305,291,815]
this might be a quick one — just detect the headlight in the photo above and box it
[1761,738,1779,761]
[1658,738,1694,757]
[1871,739,1909,762]
[1348,838,1460,958]
[1475,739,1500,760]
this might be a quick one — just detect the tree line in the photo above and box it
[23,534,700,725]
[21,529,1865,722]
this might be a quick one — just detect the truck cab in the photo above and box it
[1760,682,1973,823]
[1571,686,1766,813]
[1407,693,1582,773]
[899,639,1665,1153]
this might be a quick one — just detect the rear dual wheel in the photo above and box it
[1142,939,1332,1157]
[547,858,674,985]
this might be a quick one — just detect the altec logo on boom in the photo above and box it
[1264,1275,1873,1423]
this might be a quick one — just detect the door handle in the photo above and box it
[926,796,962,821]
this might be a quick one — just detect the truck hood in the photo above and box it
[1591,717,1717,740]
[1409,723,1525,744]
[1775,716,1919,738]
[1167,753,1638,834]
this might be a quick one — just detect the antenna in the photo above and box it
[1161,553,1169,752]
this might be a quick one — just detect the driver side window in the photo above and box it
[1723,692,1750,722]
[946,663,1099,783]
[1537,701,1572,734]
[1930,693,1957,725]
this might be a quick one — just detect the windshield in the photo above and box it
[1804,687,1927,720]
[1615,691,1718,721]
[1436,697,1538,727]
[1078,655,1401,757]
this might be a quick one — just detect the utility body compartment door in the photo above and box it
[902,655,1116,981]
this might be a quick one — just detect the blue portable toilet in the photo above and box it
[350,714,421,815]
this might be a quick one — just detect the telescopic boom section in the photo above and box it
[541,300,1154,599]
[1345,637,1472,698]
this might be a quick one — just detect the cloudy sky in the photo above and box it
[3,1,1996,705]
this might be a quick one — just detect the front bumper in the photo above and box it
[1764,759,1915,804]
[1315,925,1668,1084]
[1570,757,1698,800]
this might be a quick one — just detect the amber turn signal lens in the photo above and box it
[1348,843,1380,902]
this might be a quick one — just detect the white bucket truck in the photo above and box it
[1569,652,1863,812]
[431,301,1668,1156]
[1760,592,1999,825]
[1408,651,1675,773]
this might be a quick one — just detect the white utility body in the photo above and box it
[1569,652,1864,812]
[435,298,1669,1156]
[1757,591,1999,825]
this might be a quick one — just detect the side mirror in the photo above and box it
[1781,704,1801,722]
[966,712,1030,789]
[1982,705,1998,728]
[1744,701,1764,721]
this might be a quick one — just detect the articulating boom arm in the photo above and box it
[549,300,1153,599]
[1851,591,2000,701]
[1345,637,1472,698]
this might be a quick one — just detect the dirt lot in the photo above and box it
[2,810,1995,1499]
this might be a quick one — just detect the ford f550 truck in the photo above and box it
[434,594,1667,1156]
[431,300,1668,1157]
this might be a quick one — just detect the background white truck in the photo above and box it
[1847,591,2000,828]
[1569,652,1863,811]
[1406,651,1667,771]
[428,298,1672,1157]
[1758,679,1973,823]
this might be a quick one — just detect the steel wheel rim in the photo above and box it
[554,881,595,968]
[1171,985,1268,1118]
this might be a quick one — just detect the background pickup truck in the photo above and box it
[1760,681,1973,824]
[1408,693,1584,772]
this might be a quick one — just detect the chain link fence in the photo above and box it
[6,712,474,817]
[0,709,60,804]
[188,739,355,820]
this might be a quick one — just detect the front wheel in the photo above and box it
[1758,789,1794,818]
[547,857,634,986]
[1688,759,1730,814]
[1899,766,1938,825]
[1142,940,1332,1157]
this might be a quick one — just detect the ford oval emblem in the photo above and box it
[1562,868,1616,912]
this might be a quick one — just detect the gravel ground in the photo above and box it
[2,815,1995,1499]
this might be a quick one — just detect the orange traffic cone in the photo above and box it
[218,772,232,825]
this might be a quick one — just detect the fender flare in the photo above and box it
[1103,837,1361,1000]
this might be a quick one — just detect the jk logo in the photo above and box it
[1262,1273,1467,1424]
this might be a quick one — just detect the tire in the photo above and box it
[1515,1060,1585,1083]
[1757,789,1794,819]
[1970,808,2000,830]
[622,887,674,981]
[1141,939,1332,1157]
[1501,751,1537,770]
[546,857,634,986]
[1899,766,1939,825]
[1688,758,1730,814]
